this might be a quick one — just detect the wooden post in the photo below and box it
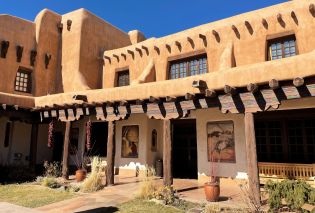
[29,123,38,168]
[163,119,173,186]
[244,112,261,206]
[106,121,115,186]
[62,121,71,179]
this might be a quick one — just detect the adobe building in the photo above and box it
[1,0,315,199]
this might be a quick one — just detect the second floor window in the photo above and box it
[116,70,130,87]
[268,35,296,61]
[169,55,207,79]
[15,68,32,93]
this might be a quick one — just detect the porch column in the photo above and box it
[163,119,173,186]
[29,123,38,168]
[62,121,71,179]
[244,112,261,205]
[106,121,115,186]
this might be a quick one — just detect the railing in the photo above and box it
[258,162,315,179]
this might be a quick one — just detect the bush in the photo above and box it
[264,179,315,212]
[43,161,61,177]
[153,185,178,205]
[80,157,105,192]
[41,177,61,189]
[137,165,157,199]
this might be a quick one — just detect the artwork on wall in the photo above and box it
[151,129,157,152]
[207,121,236,163]
[121,125,139,158]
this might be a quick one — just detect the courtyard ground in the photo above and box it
[0,174,248,212]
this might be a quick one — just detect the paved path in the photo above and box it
[36,176,141,213]
[35,176,246,212]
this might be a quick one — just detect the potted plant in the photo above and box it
[204,136,225,202]
[70,145,88,182]
[204,158,220,202]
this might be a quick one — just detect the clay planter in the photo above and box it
[75,169,87,182]
[204,182,220,202]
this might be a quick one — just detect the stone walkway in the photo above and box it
[36,176,141,213]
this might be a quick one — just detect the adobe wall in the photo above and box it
[61,9,131,92]
[103,0,315,88]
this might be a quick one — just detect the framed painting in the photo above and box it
[207,121,236,163]
[121,125,139,158]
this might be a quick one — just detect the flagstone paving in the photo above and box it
[34,175,246,213]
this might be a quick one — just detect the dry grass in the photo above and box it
[81,157,105,192]
[0,184,76,208]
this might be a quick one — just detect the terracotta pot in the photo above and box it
[204,182,220,202]
[75,169,87,182]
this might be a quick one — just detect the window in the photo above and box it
[15,68,32,93]
[255,118,315,163]
[267,35,297,61]
[116,70,130,87]
[169,55,207,80]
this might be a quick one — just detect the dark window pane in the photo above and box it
[116,70,130,87]
[169,55,207,79]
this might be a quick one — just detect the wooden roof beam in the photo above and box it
[247,83,258,93]
[185,93,195,100]
[269,79,279,90]
[165,96,176,102]
[149,96,160,103]
[165,44,171,53]
[293,77,304,87]
[104,56,111,63]
[154,46,160,55]
[205,89,216,98]
[224,85,236,95]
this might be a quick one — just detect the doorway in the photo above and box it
[172,119,198,179]
[89,122,108,157]
[52,132,64,162]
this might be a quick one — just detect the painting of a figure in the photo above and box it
[121,125,139,158]
[207,121,236,163]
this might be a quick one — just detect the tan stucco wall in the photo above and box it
[190,109,247,180]
[9,121,32,165]
[0,15,36,95]
[103,0,315,88]
[61,9,131,92]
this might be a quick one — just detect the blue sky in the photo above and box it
[1,0,288,38]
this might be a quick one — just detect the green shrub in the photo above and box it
[264,179,315,212]
[41,177,61,189]
[80,157,104,192]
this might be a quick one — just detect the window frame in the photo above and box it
[14,67,32,93]
[115,70,130,87]
[267,34,298,61]
[168,53,208,80]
